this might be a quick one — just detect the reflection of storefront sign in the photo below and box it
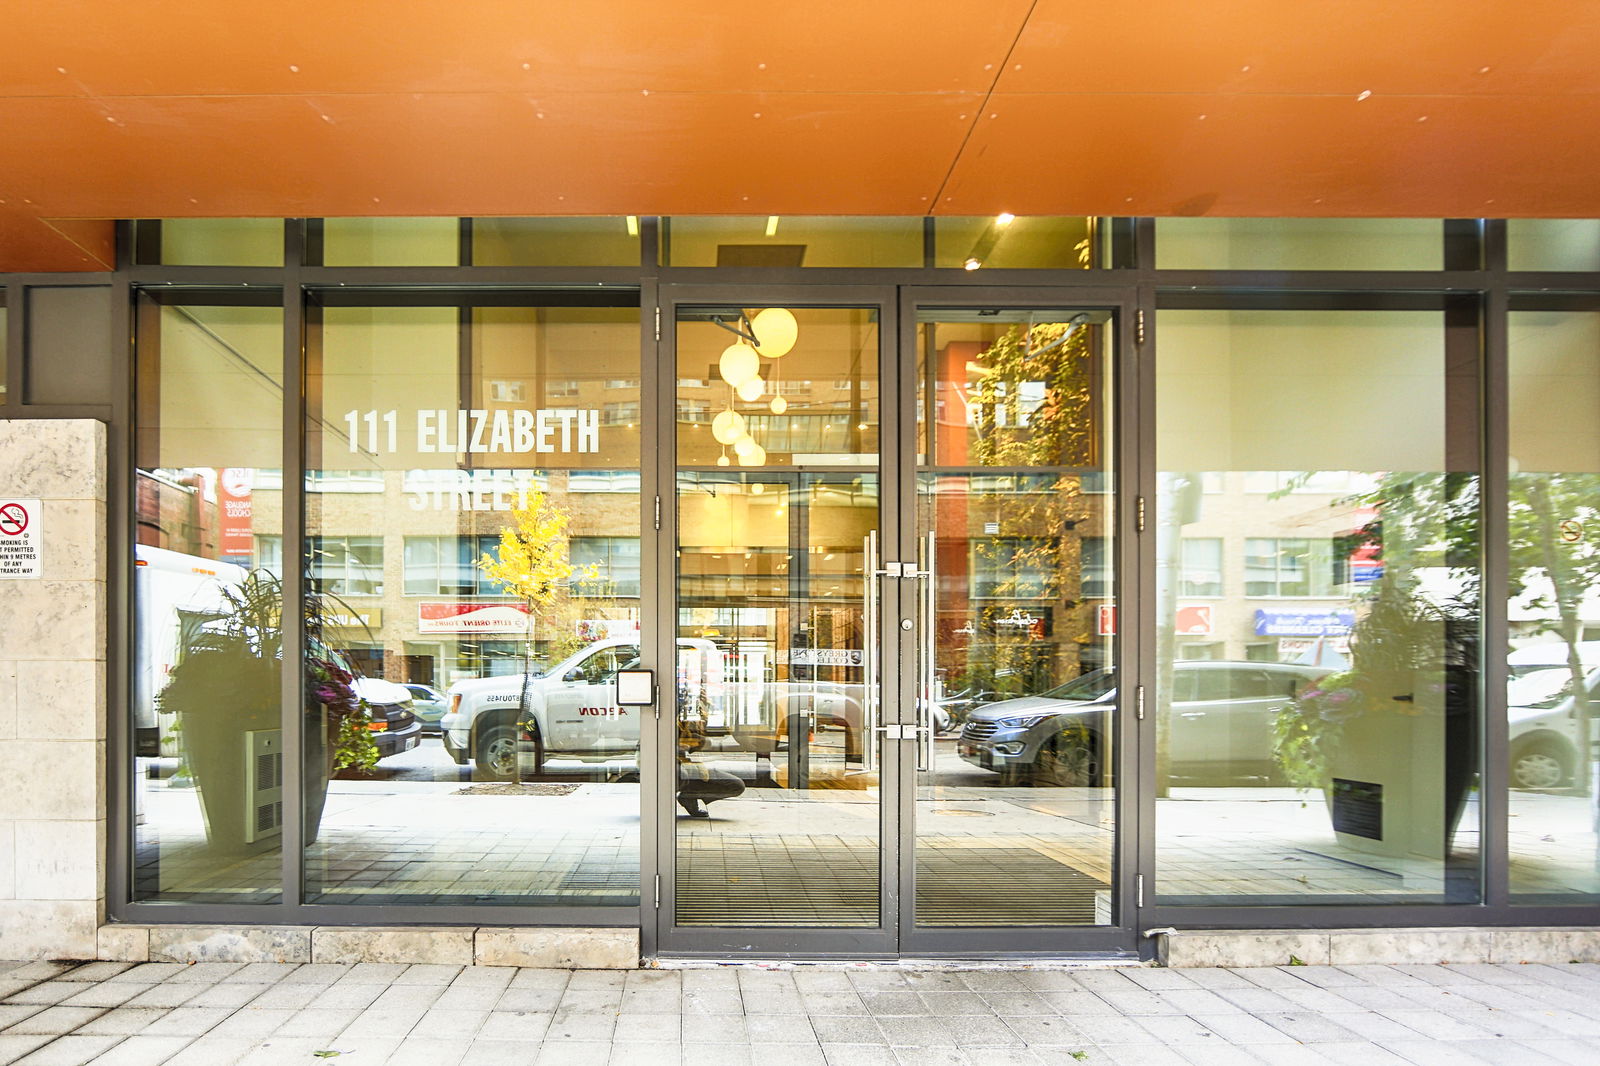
[986,608,1051,638]
[217,468,253,557]
[343,408,601,455]
[327,608,382,630]
[1254,609,1355,637]
[1175,605,1212,635]
[1278,636,1350,658]
[577,618,640,641]
[787,648,864,667]
[1097,605,1116,636]
[418,601,531,634]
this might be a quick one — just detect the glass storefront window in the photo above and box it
[932,216,1097,270]
[1156,218,1443,271]
[472,217,641,266]
[153,219,285,266]
[302,296,641,906]
[663,216,922,268]
[1507,309,1600,902]
[1508,220,1600,272]
[132,294,285,903]
[319,218,460,266]
[1155,308,1480,905]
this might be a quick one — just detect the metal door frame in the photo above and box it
[652,282,1142,959]
[893,286,1143,958]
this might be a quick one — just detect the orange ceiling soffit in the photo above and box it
[3,1,1600,270]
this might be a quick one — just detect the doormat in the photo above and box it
[675,841,1105,928]
[453,783,582,796]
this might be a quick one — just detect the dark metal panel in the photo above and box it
[1444,220,1485,272]
[26,285,115,406]
[4,282,22,411]
[105,275,134,919]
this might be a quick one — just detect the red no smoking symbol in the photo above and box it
[0,503,28,536]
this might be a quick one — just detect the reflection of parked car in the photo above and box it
[402,683,448,733]
[1507,666,1598,790]
[351,676,423,760]
[958,661,1327,786]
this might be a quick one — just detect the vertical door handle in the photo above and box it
[862,530,879,772]
[915,530,935,773]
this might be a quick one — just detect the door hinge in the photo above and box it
[1136,685,1145,721]
[654,494,661,530]
[1136,495,1146,533]
[654,306,662,342]
[1136,308,1146,346]
[654,874,661,909]
[1136,873,1145,908]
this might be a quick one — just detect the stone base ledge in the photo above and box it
[1157,927,1600,968]
[87,925,639,969]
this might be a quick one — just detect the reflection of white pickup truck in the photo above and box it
[441,636,869,779]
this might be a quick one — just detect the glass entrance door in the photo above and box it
[659,288,1132,956]
[900,301,1129,953]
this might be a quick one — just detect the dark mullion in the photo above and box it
[1482,282,1511,909]
[280,222,307,912]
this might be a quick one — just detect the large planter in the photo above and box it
[169,651,280,858]
[1322,671,1470,872]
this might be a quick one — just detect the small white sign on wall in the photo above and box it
[0,499,41,579]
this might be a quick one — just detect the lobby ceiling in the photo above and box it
[4,1,1600,270]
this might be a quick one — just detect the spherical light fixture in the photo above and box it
[737,443,767,466]
[733,433,759,459]
[750,307,798,358]
[711,408,746,445]
[718,342,760,387]
[770,394,788,415]
[737,377,764,402]
[716,454,731,467]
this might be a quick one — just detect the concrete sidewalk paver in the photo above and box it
[3,959,1600,1064]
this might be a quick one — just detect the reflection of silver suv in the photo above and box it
[958,661,1327,786]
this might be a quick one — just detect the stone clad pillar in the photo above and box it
[0,420,107,959]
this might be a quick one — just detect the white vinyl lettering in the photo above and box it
[343,409,601,454]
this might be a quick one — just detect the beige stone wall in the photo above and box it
[0,420,107,960]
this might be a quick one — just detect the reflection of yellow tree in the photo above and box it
[963,321,1100,694]
[477,490,597,779]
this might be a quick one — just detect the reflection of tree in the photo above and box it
[960,321,1101,696]
[477,488,590,782]
[1513,474,1599,795]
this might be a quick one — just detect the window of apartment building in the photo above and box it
[570,536,642,597]
[307,535,384,596]
[1080,536,1112,599]
[402,535,502,596]
[1243,537,1337,597]
[972,537,1058,599]
[1180,537,1223,596]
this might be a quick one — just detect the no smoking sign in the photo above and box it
[0,499,41,579]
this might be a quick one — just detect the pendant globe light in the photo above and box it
[750,308,798,358]
[711,408,746,445]
[770,394,788,415]
[737,442,767,466]
[736,377,764,402]
[718,342,760,388]
[732,433,759,459]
